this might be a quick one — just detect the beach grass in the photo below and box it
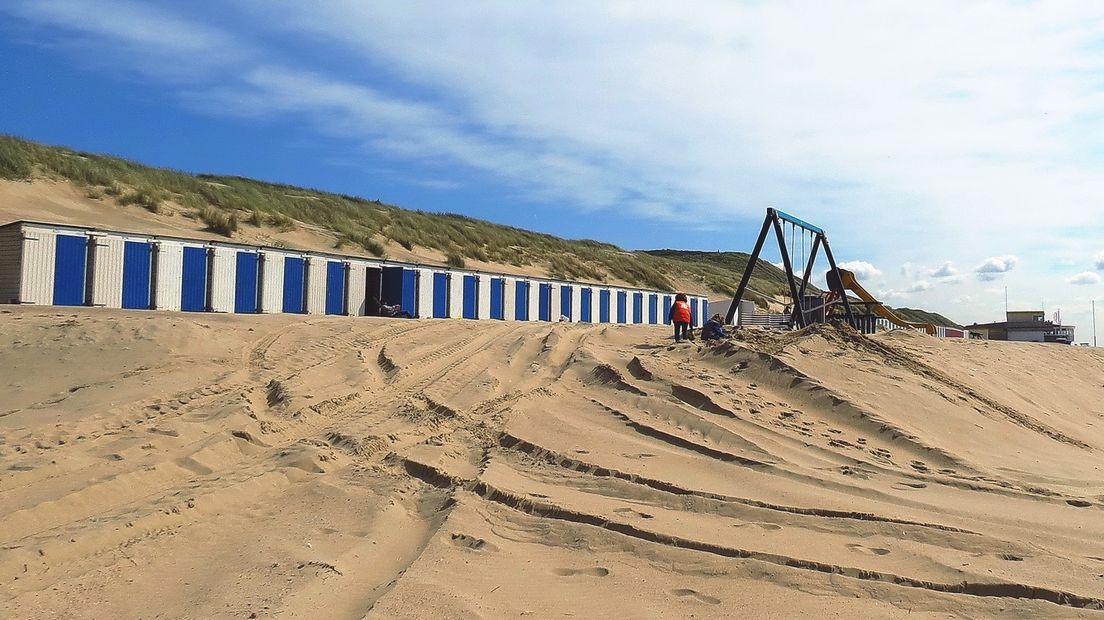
[0,133,797,299]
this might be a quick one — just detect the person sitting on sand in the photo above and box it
[668,293,694,342]
[701,313,728,340]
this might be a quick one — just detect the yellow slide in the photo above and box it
[828,269,936,336]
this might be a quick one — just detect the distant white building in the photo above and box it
[964,311,1074,344]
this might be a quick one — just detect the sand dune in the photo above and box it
[0,179,706,292]
[2,307,1103,618]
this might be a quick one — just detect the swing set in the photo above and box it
[724,208,855,329]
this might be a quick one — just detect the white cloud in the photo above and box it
[975,255,1018,281]
[128,1,1104,234]
[976,255,1018,273]
[7,1,1104,328]
[12,2,1104,232]
[930,261,959,278]
[1068,272,1101,285]
[877,281,932,298]
[838,260,882,281]
[6,0,249,79]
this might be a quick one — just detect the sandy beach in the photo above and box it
[6,2,1104,616]
[1,307,1102,618]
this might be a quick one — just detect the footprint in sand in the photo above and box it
[450,533,499,552]
[613,507,655,519]
[553,567,610,577]
[846,543,891,556]
[670,589,721,605]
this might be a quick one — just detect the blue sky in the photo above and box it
[3,1,1104,336]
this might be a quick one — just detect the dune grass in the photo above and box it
[890,307,961,329]
[196,206,238,237]
[0,134,796,297]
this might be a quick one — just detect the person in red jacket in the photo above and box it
[668,293,694,342]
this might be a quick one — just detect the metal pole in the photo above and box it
[1094,299,1097,347]
[772,215,805,328]
[792,233,822,326]
[725,212,774,325]
[820,237,855,328]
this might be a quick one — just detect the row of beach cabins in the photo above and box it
[0,221,709,327]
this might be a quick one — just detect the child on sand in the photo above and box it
[668,293,694,342]
[701,313,728,340]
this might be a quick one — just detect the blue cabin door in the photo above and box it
[490,277,504,320]
[690,298,699,325]
[121,241,152,309]
[662,295,673,325]
[599,290,610,323]
[538,283,552,321]
[632,292,643,324]
[325,261,346,315]
[462,275,478,319]
[648,294,658,324]
[701,300,709,324]
[580,288,592,322]
[560,285,572,321]
[180,247,208,312]
[234,251,259,313]
[432,273,449,318]
[282,256,305,313]
[382,266,404,307]
[616,291,627,323]
[401,269,417,316]
[514,281,529,320]
[52,234,87,306]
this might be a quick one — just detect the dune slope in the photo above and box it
[1,308,1103,618]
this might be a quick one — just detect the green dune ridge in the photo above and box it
[0,135,958,326]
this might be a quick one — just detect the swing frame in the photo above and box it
[725,208,855,329]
